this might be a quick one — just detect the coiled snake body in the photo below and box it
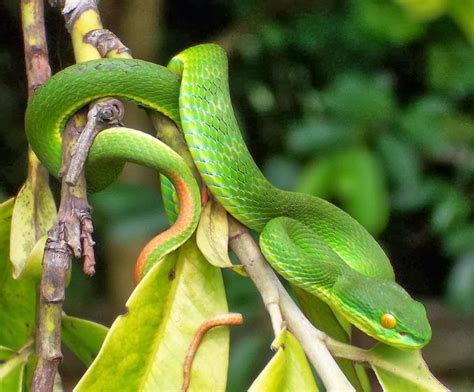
[26,44,431,349]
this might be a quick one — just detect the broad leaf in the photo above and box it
[296,149,389,234]
[449,0,474,43]
[395,0,447,21]
[75,236,229,391]
[446,253,474,312]
[10,175,56,277]
[0,346,15,362]
[427,41,474,96]
[249,328,319,392]
[61,316,108,366]
[197,199,233,268]
[369,344,448,392]
[0,199,37,350]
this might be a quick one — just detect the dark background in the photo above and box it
[1,0,473,390]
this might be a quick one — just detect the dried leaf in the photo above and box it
[197,199,233,268]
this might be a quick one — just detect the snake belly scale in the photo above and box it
[25,44,431,349]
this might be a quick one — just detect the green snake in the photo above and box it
[25,44,431,349]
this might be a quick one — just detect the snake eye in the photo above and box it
[381,313,397,329]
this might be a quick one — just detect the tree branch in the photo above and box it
[32,112,93,391]
[29,1,117,390]
[64,98,124,186]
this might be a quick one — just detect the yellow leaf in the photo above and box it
[231,265,249,277]
[197,199,234,268]
[249,328,319,392]
[10,175,56,278]
[75,236,229,391]
[0,199,37,350]
[369,344,448,392]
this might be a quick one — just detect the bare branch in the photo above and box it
[228,218,283,336]
[65,98,124,185]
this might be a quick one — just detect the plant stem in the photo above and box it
[29,0,112,389]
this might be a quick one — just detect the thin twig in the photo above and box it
[84,29,132,57]
[228,219,283,336]
[181,313,244,392]
[64,98,124,185]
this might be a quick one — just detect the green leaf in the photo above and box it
[443,224,474,257]
[248,83,276,113]
[10,176,56,278]
[334,149,390,234]
[61,316,108,366]
[376,134,431,211]
[0,199,37,350]
[0,343,32,392]
[197,199,234,268]
[446,253,474,312]
[75,236,229,391]
[296,149,390,234]
[351,0,425,44]
[287,118,355,156]
[431,189,471,234]
[295,159,333,198]
[0,346,16,362]
[0,198,14,246]
[322,73,396,125]
[248,328,319,392]
[395,0,448,21]
[401,96,451,154]
[449,0,474,44]
[427,41,474,97]
[369,344,448,392]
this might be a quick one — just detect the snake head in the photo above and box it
[331,274,432,349]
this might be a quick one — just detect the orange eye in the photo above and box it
[381,313,397,329]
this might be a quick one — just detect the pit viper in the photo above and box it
[25,44,431,349]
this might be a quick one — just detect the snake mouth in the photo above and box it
[367,325,427,349]
[394,331,429,349]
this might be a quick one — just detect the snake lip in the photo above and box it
[394,331,428,349]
